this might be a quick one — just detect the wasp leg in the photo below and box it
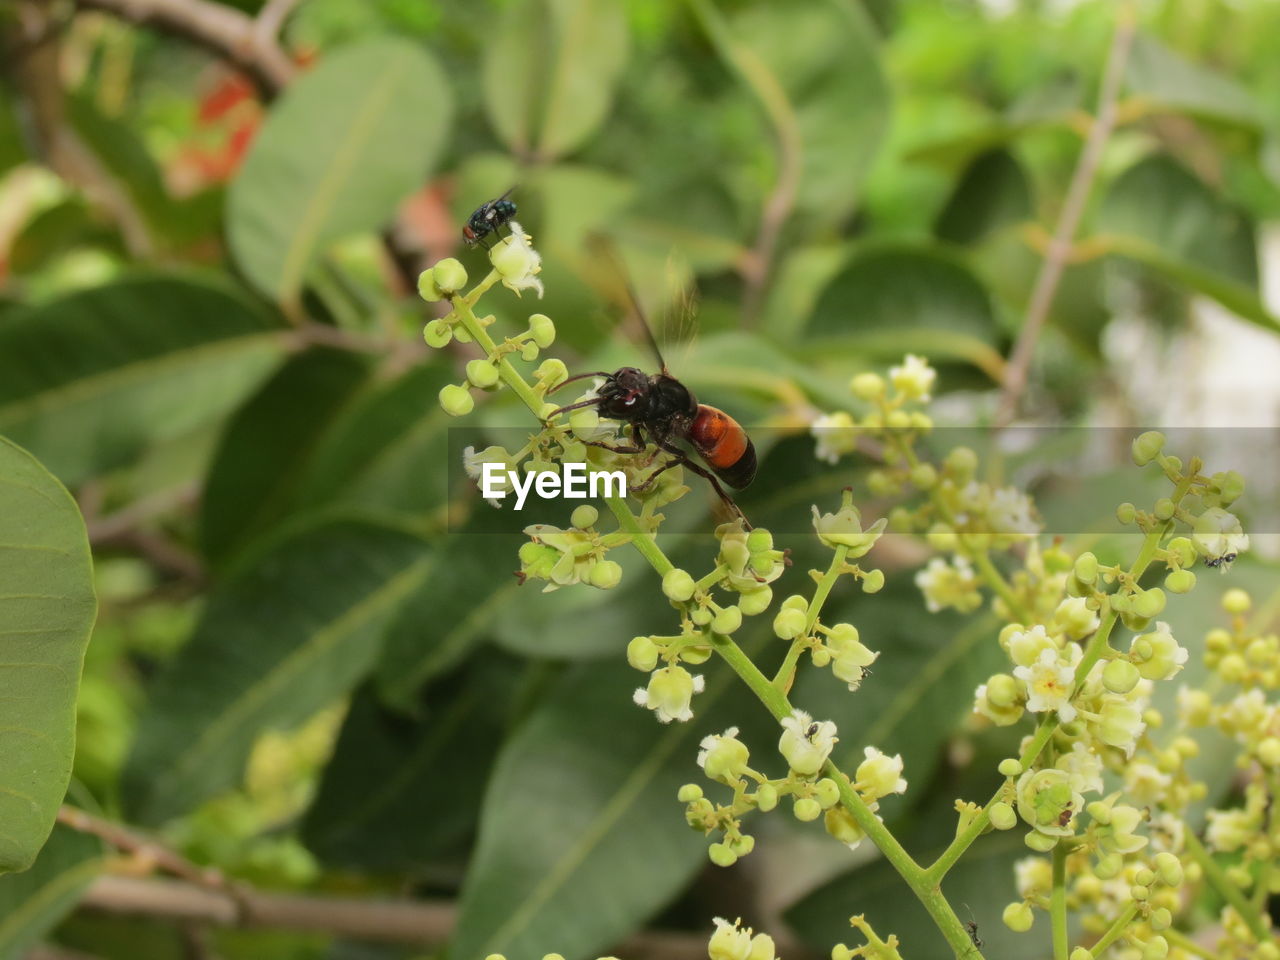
[651,440,752,530]
[580,423,647,456]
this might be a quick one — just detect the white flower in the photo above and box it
[708,917,753,960]
[463,445,515,507]
[490,220,544,298]
[1055,742,1104,795]
[1014,647,1078,722]
[633,665,704,723]
[856,746,907,799]
[987,486,1040,535]
[1051,597,1100,640]
[810,411,858,464]
[1131,622,1188,681]
[778,709,837,776]
[1014,856,1052,897]
[889,353,936,401]
[1206,807,1258,852]
[1095,695,1146,755]
[1193,507,1249,568]
[1007,623,1055,668]
[1124,761,1172,806]
[914,556,981,614]
[1149,812,1185,853]
[697,727,750,782]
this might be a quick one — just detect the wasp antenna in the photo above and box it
[546,396,605,420]
[585,232,669,374]
[547,371,613,395]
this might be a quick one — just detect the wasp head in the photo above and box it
[596,367,652,419]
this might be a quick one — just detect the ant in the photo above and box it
[547,245,756,527]
[462,187,517,249]
[1205,552,1237,569]
[962,905,983,949]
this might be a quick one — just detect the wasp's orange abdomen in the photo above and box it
[690,405,756,489]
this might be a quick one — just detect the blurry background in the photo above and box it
[2,0,1280,958]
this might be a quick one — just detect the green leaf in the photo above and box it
[804,244,1004,377]
[200,347,373,567]
[481,0,628,159]
[933,149,1032,245]
[729,0,890,225]
[302,664,516,870]
[451,657,745,960]
[123,519,431,825]
[374,508,523,711]
[0,824,104,955]
[0,276,288,486]
[0,439,96,873]
[292,362,453,523]
[1126,33,1262,130]
[1099,154,1258,288]
[228,38,453,306]
[8,199,124,275]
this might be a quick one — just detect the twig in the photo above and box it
[57,807,244,914]
[72,0,295,95]
[252,0,302,47]
[994,4,1137,427]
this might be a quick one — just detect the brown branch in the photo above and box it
[71,0,295,96]
[994,4,1138,427]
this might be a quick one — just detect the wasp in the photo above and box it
[548,252,756,526]
[462,187,517,248]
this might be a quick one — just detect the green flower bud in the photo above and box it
[814,778,840,809]
[520,342,539,362]
[1116,502,1137,524]
[773,607,808,640]
[712,605,742,634]
[746,529,774,553]
[910,463,938,489]
[1149,907,1172,931]
[571,505,598,529]
[535,358,568,389]
[738,586,773,616]
[1102,659,1140,694]
[466,358,500,389]
[1215,469,1245,505]
[627,636,659,672]
[985,673,1021,708]
[589,560,622,589]
[1095,853,1122,878]
[690,606,713,626]
[1024,831,1058,852]
[991,801,1017,830]
[1141,935,1167,960]
[439,383,475,417]
[945,446,979,480]
[755,783,778,811]
[793,797,822,822]
[434,257,468,294]
[1002,901,1034,932]
[849,372,885,400]
[417,267,444,301]
[677,783,702,802]
[1073,552,1098,584]
[662,568,696,602]
[998,758,1023,777]
[528,313,555,348]
[861,569,885,593]
[1168,537,1196,566]
[1164,569,1195,594]
[708,842,737,867]
[1132,431,1165,466]
[1133,587,1166,618]
[1153,498,1175,521]
[423,319,452,348]
[1223,588,1251,614]
[782,594,808,612]
[1070,950,1092,960]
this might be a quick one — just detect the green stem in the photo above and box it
[972,550,1031,623]
[1161,927,1216,959]
[450,284,545,415]
[1183,829,1272,942]
[771,544,849,691]
[1051,845,1069,960]
[1087,901,1138,956]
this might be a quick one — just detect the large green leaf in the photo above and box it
[123,519,431,825]
[0,276,288,485]
[293,361,453,522]
[804,244,1004,377]
[0,824,104,956]
[451,657,751,960]
[374,508,523,711]
[199,347,373,567]
[480,0,628,159]
[228,38,452,306]
[727,0,890,226]
[933,149,1032,246]
[1126,34,1262,130]
[0,439,96,873]
[302,664,516,870]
